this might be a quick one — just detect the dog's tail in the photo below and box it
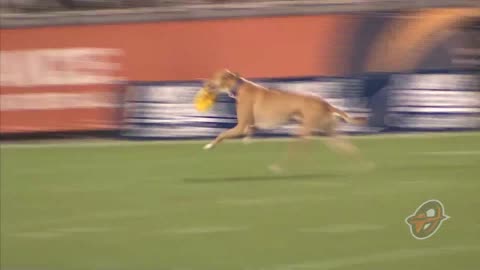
[330,105,367,125]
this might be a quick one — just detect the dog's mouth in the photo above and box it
[202,81,222,94]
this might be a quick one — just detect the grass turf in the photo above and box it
[1,132,480,270]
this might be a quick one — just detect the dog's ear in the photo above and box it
[224,69,239,76]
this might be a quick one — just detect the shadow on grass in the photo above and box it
[183,172,347,183]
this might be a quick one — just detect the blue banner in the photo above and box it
[121,72,479,139]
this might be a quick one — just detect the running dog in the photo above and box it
[201,69,371,172]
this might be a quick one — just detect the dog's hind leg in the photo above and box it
[322,118,360,157]
[322,119,375,171]
[269,125,313,173]
[324,135,360,157]
[324,135,375,172]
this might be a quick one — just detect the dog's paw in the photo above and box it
[203,143,214,150]
[242,137,253,145]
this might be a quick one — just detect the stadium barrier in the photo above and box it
[121,71,480,139]
[1,8,478,136]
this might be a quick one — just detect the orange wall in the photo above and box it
[0,14,358,133]
[1,15,358,81]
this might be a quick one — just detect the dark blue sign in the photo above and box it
[121,72,479,139]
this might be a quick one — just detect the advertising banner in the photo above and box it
[376,73,480,132]
[122,78,374,139]
[0,47,125,133]
[122,71,479,139]
[0,87,122,133]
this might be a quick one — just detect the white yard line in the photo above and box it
[11,227,113,239]
[13,225,247,239]
[161,226,248,235]
[54,227,112,233]
[1,132,479,149]
[17,210,153,229]
[420,150,480,155]
[11,232,65,239]
[298,224,385,233]
[295,182,350,187]
[217,196,335,206]
[273,245,480,270]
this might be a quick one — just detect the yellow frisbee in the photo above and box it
[194,88,217,112]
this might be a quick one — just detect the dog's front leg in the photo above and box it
[205,97,253,150]
[203,125,246,150]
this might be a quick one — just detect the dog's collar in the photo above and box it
[228,78,244,99]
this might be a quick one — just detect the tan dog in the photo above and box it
[202,69,370,171]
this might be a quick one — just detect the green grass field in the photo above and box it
[1,132,480,270]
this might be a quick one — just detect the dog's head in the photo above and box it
[202,69,242,94]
